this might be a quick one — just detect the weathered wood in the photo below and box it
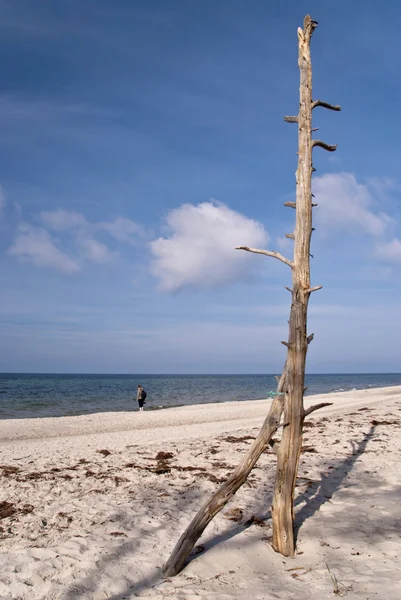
[162,367,287,577]
[312,99,341,111]
[312,140,337,152]
[164,14,340,576]
[235,246,294,268]
[304,402,333,417]
[271,15,339,556]
[271,15,316,557]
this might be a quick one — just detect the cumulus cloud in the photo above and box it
[96,217,141,244]
[376,238,401,262]
[40,209,140,244]
[78,238,116,263]
[313,172,394,236]
[8,208,142,274]
[8,224,80,274]
[150,201,269,291]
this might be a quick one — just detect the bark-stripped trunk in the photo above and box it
[271,16,339,555]
[162,15,340,575]
[271,16,315,557]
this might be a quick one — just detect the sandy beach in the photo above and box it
[1,385,400,599]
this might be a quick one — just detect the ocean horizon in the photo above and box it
[1,372,401,420]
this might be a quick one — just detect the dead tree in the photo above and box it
[239,15,340,556]
[163,15,338,576]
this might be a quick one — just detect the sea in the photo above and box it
[0,373,401,420]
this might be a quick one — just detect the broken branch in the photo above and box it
[312,140,337,152]
[284,201,296,209]
[312,100,341,111]
[235,246,294,268]
[306,285,322,293]
[304,402,333,417]
[284,116,298,123]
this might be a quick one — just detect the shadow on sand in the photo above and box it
[63,424,377,599]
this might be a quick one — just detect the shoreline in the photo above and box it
[1,385,400,445]
[1,384,401,599]
[2,375,401,422]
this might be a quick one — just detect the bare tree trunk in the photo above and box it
[163,14,340,575]
[163,366,287,577]
[271,16,340,556]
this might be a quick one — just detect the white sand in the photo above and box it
[0,385,400,600]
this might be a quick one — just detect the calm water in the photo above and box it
[0,373,401,420]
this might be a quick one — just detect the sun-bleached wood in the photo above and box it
[235,246,294,268]
[271,15,340,557]
[163,14,340,575]
[304,402,333,417]
[162,367,287,577]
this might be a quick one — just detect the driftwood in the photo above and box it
[163,368,287,576]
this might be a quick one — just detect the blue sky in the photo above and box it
[0,0,400,374]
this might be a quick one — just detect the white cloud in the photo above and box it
[8,224,80,274]
[96,217,141,244]
[40,209,140,243]
[150,201,269,291]
[40,209,88,231]
[376,238,401,262]
[8,209,142,274]
[78,238,116,263]
[313,172,394,236]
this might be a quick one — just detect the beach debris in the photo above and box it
[0,501,16,520]
[96,449,111,457]
[221,435,255,443]
[223,507,243,522]
[1,464,21,477]
[301,446,318,453]
[155,451,174,460]
[325,562,352,596]
[245,515,266,527]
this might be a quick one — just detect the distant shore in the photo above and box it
[1,384,401,599]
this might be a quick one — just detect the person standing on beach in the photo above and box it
[136,385,147,412]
